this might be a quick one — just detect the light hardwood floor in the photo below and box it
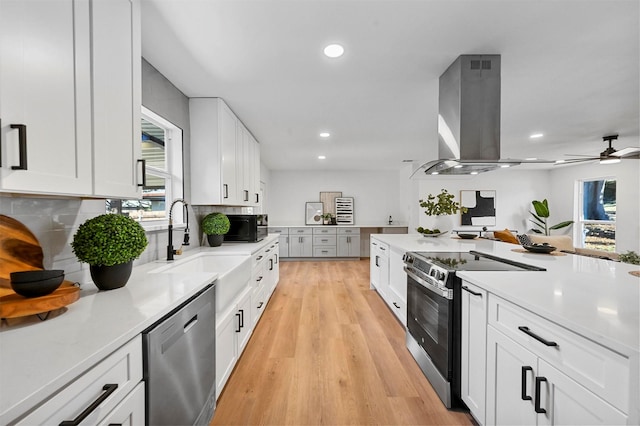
[211,260,473,425]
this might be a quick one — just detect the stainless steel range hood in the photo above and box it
[413,54,521,176]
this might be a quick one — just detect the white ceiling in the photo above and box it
[141,0,639,172]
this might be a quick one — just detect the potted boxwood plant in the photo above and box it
[202,212,230,247]
[71,214,148,290]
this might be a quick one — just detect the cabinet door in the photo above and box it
[216,307,239,398]
[237,291,253,353]
[0,0,92,195]
[337,235,361,257]
[251,135,260,205]
[279,235,289,258]
[91,0,141,198]
[536,360,627,426]
[220,103,238,204]
[461,282,487,424]
[370,241,380,290]
[236,122,250,205]
[388,248,407,324]
[486,326,538,426]
[290,236,312,257]
[97,381,145,426]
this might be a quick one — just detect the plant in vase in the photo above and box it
[321,213,335,225]
[202,212,230,247]
[417,189,467,235]
[529,199,573,235]
[71,214,148,290]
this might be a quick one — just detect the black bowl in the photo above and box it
[10,272,64,298]
[10,269,64,283]
[457,233,477,239]
[523,244,557,254]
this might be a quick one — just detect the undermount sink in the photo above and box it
[150,253,252,311]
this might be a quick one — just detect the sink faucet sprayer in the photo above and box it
[167,198,189,261]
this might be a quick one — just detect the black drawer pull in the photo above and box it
[10,124,27,170]
[59,383,118,426]
[257,302,264,309]
[534,376,548,413]
[235,313,242,332]
[518,326,558,347]
[393,302,400,309]
[521,366,533,400]
[239,309,244,328]
[137,159,146,187]
[462,286,482,297]
[223,183,228,199]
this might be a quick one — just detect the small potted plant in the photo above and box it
[202,212,230,247]
[417,189,467,235]
[321,213,335,225]
[71,214,148,290]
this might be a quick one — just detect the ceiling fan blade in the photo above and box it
[610,147,640,157]
[555,157,598,165]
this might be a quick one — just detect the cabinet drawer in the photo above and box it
[313,227,337,235]
[313,247,336,257]
[313,235,337,246]
[290,227,312,235]
[253,248,268,268]
[488,295,630,413]
[97,381,145,426]
[337,227,360,235]
[18,335,143,425]
[268,227,288,235]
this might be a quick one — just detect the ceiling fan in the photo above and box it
[559,134,640,165]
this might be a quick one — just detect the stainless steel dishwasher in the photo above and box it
[143,283,216,426]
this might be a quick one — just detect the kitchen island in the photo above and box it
[370,233,639,425]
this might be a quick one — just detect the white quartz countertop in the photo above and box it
[371,233,640,357]
[268,224,408,228]
[0,235,278,424]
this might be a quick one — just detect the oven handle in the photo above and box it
[404,267,452,299]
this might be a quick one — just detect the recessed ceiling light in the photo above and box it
[319,132,330,138]
[318,155,326,160]
[525,157,538,161]
[500,164,510,168]
[530,133,544,139]
[470,171,479,175]
[555,160,566,164]
[453,165,463,169]
[323,44,344,58]
[431,171,439,175]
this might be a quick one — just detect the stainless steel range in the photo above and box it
[403,250,545,408]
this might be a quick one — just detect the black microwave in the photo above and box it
[225,214,268,242]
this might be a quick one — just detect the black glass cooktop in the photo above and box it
[412,250,546,272]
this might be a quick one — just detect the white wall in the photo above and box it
[267,170,409,226]
[414,168,551,234]
[549,160,640,253]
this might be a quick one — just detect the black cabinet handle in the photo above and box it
[393,302,400,309]
[10,124,27,170]
[534,376,548,413]
[257,302,264,309]
[59,383,118,426]
[269,258,273,270]
[375,255,380,267]
[235,313,241,332]
[136,159,146,187]
[462,286,483,297]
[239,309,244,328]
[255,193,259,203]
[223,183,229,199]
[518,326,558,347]
[275,254,278,264]
[244,189,249,201]
[521,366,533,400]
[256,255,263,261]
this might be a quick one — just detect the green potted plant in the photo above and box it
[529,199,573,235]
[418,189,467,235]
[619,251,640,265]
[71,214,148,290]
[202,212,230,247]
[321,212,335,225]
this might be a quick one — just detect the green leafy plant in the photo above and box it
[201,212,230,235]
[619,251,640,265]
[419,189,467,216]
[71,214,148,266]
[529,199,573,235]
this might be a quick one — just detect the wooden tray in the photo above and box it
[0,281,80,320]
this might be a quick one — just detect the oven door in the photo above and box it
[406,268,453,381]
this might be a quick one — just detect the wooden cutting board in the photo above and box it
[0,281,80,319]
[0,214,45,288]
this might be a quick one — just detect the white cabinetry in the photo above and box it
[216,286,252,398]
[313,227,337,257]
[190,98,260,206]
[91,0,142,198]
[370,239,389,299]
[337,228,361,257]
[485,295,629,425]
[289,227,313,257]
[387,247,407,325]
[0,0,141,198]
[17,335,143,425]
[269,227,289,258]
[460,281,487,424]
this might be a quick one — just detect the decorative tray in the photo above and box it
[0,281,80,320]
[420,231,448,238]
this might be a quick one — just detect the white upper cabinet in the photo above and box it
[190,98,260,206]
[0,0,92,195]
[91,0,142,198]
[0,0,142,198]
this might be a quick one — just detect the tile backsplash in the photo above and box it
[1,195,256,286]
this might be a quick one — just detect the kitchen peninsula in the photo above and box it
[370,233,639,425]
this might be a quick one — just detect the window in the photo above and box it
[579,178,616,252]
[107,107,184,226]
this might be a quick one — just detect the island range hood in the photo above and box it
[413,54,521,176]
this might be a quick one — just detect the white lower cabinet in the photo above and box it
[289,227,313,257]
[482,294,629,425]
[460,281,487,424]
[97,381,145,426]
[216,287,252,398]
[387,247,407,325]
[17,335,143,425]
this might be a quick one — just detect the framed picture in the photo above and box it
[305,202,323,225]
[460,190,496,226]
